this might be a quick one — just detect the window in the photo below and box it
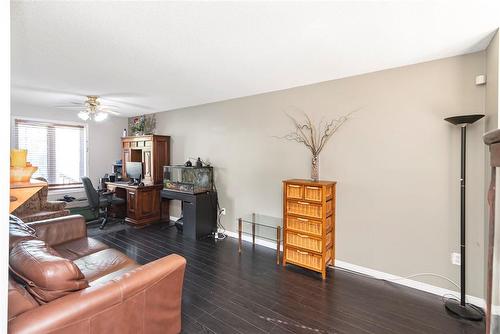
[13,119,87,187]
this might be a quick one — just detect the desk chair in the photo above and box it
[81,176,126,229]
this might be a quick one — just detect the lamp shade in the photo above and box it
[444,114,484,125]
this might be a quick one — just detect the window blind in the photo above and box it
[14,119,86,186]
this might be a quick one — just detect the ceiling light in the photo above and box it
[94,112,108,122]
[58,96,118,122]
[78,111,90,121]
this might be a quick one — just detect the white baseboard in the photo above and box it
[225,230,283,250]
[223,229,488,310]
[170,214,282,249]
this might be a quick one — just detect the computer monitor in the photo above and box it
[126,162,143,182]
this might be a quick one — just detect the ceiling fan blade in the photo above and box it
[55,106,88,109]
[100,109,120,115]
[98,105,120,110]
[100,98,153,110]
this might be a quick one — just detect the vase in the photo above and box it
[311,155,319,181]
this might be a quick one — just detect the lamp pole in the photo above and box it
[443,114,484,321]
[460,124,466,307]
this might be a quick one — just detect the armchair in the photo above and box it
[11,178,69,222]
[81,177,125,229]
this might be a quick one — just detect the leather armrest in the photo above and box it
[27,215,87,246]
[8,254,187,334]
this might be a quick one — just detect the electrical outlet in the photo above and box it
[451,252,461,266]
[220,208,226,216]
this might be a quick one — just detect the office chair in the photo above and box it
[81,176,126,229]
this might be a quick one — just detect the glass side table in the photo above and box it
[237,213,282,264]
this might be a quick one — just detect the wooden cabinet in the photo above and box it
[282,179,336,279]
[114,135,170,225]
[121,135,170,184]
[125,184,162,225]
[107,183,163,226]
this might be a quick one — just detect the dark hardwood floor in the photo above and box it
[91,222,485,334]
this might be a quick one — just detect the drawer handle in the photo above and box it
[297,218,309,222]
[296,250,309,255]
[289,185,301,188]
[297,234,309,238]
[298,201,309,205]
[306,186,319,190]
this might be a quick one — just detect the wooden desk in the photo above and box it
[10,179,47,213]
[106,182,165,226]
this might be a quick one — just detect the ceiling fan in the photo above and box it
[56,95,120,121]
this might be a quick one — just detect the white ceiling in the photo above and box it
[11,1,500,117]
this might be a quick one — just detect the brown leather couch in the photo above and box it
[8,215,186,334]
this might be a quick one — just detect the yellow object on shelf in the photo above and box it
[11,149,28,167]
[10,166,38,183]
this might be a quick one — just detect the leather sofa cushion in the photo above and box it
[10,240,88,303]
[54,237,109,261]
[28,214,86,246]
[9,215,36,250]
[8,278,38,320]
[74,248,137,282]
[88,264,141,287]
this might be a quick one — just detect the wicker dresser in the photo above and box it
[282,179,336,279]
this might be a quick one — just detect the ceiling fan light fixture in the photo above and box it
[78,111,90,121]
[95,112,108,122]
[58,96,118,121]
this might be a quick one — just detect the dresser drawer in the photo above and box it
[286,231,322,252]
[286,184,303,199]
[304,185,322,201]
[285,247,322,271]
[287,200,322,219]
[286,216,322,236]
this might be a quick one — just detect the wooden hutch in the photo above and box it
[121,135,169,185]
[106,135,170,226]
[282,179,336,279]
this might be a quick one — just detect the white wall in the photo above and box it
[11,102,127,187]
[1,1,11,329]
[155,51,488,298]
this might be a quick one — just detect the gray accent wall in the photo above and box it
[155,51,489,298]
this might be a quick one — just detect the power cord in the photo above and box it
[212,183,227,240]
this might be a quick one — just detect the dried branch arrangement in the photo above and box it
[278,109,355,180]
[281,110,354,156]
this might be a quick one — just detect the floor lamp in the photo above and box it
[444,114,484,321]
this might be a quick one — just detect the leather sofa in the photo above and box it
[8,215,186,334]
